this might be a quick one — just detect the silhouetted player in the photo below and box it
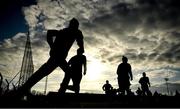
[102,80,113,94]
[67,48,87,94]
[139,72,151,96]
[116,56,133,95]
[16,18,85,95]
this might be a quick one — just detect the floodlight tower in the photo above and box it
[18,31,34,87]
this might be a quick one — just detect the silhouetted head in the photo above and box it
[69,18,79,30]
[77,48,83,55]
[142,72,146,77]
[106,80,109,84]
[122,56,128,63]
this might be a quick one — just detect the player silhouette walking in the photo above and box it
[116,56,133,95]
[67,48,87,94]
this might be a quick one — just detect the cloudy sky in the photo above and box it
[0,0,180,95]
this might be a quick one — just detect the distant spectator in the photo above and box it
[127,89,135,96]
[102,80,113,94]
[153,91,160,96]
[136,87,142,96]
[175,90,180,96]
[139,72,151,96]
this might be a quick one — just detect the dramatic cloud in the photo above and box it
[0,0,180,94]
